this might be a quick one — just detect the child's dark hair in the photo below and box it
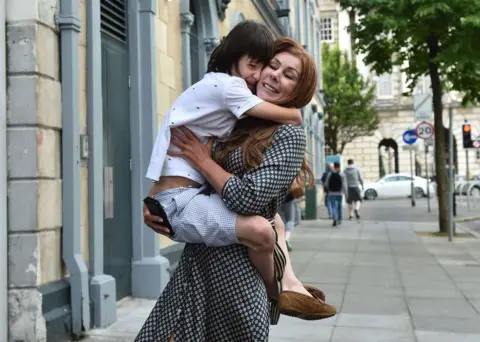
[207,20,275,74]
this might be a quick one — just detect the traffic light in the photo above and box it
[463,123,473,148]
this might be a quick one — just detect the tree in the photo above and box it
[322,43,378,154]
[337,0,480,233]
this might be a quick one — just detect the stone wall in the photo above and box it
[156,0,183,249]
[6,0,61,341]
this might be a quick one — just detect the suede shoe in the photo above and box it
[304,285,326,302]
[278,291,337,320]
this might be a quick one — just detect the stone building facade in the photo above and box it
[319,1,480,182]
[3,0,326,341]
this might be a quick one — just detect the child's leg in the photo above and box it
[235,215,277,297]
[273,215,312,297]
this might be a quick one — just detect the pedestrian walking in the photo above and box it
[321,163,334,218]
[325,162,347,227]
[344,159,364,220]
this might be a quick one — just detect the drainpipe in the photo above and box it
[87,0,116,327]
[1,0,8,340]
[57,0,90,337]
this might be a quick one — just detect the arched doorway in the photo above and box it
[378,138,399,177]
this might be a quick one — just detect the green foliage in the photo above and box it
[336,0,480,233]
[336,0,480,104]
[322,43,379,154]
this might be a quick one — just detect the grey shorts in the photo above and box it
[153,185,239,247]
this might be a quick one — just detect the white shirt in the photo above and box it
[146,72,264,183]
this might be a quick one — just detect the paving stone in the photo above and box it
[415,330,480,342]
[336,313,412,330]
[412,315,480,334]
[331,326,415,342]
[407,298,479,318]
[345,284,403,297]
[342,293,409,315]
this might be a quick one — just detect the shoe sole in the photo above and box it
[280,309,337,321]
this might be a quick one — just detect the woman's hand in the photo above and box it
[168,126,214,170]
[143,204,171,236]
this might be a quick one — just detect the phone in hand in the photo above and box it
[143,197,174,234]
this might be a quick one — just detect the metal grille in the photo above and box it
[101,0,128,42]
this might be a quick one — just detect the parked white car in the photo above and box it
[361,173,435,200]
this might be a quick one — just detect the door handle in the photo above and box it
[104,167,114,219]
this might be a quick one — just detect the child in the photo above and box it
[146,21,305,305]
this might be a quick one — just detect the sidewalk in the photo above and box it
[84,219,480,342]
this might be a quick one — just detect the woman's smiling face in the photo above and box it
[256,52,302,105]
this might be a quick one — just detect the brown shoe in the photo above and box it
[304,285,326,302]
[277,291,337,320]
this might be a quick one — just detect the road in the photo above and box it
[318,197,480,223]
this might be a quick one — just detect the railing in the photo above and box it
[456,180,480,210]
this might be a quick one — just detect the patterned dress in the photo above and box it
[135,125,307,342]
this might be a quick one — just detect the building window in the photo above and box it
[376,73,393,98]
[320,18,333,41]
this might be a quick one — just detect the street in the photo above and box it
[84,200,480,342]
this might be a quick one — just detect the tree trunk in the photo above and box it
[428,34,448,233]
[348,10,356,62]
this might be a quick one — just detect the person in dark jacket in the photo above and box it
[321,163,334,218]
[325,162,347,227]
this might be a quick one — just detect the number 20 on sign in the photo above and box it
[416,121,434,140]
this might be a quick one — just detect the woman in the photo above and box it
[137,37,327,342]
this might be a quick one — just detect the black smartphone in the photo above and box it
[143,197,174,234]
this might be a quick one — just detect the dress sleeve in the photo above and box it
[221,125,306,216]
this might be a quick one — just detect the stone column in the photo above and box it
[6,0,62,340]
[130,0,171,299]
[180,12,194,89]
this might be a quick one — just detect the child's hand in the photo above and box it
[143,204,171,236]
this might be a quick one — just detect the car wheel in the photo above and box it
[364,189,377,200]
[471,186,480,198]
[414,187,425,199]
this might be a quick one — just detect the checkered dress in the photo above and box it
[135,125,307,342]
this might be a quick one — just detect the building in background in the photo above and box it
[319,1,480,182]
[4,0,326,341]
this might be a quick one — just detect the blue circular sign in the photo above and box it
[403,130,417,145]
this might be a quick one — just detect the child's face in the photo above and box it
[231,55,264,92]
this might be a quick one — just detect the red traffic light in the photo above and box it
[463,124,471,133]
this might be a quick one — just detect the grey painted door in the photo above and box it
[101,33,132,300]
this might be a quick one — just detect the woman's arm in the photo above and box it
[220,125,306,215]
[169,125,306,216]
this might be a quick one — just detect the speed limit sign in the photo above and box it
[416,121,434,140]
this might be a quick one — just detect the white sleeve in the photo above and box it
[224,76,264,118]
[145,115,171,181]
